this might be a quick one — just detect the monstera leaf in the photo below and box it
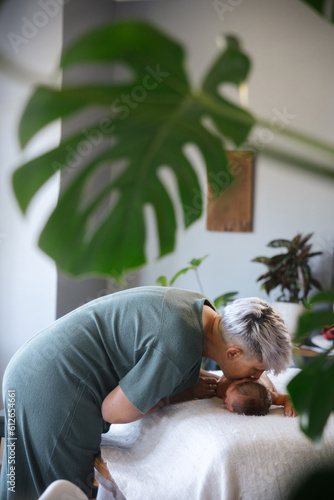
[13,21,254,280]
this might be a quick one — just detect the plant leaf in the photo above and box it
[299,0,334,23]
[293,289,334,343]
[299,232,313,247]
[214,292,238,309]
[156,275,168,287]
[169,266,196,287]
[200,36,254,144]
[309,289,334,304]
[294,310,334,343]
[189,255,208,268]
[287,354,334,442]
[305,251,323,259]
[267,238,296,249]
[252,256,271,264]
[13,21,254,279]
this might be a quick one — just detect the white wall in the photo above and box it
[114,0,334,304]
[0,0,62,405]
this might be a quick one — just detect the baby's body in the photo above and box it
[216,372,296,417]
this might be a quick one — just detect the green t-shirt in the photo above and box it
[116,286,213,412]
[9,286,214,414]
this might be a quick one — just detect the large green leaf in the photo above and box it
[13,21,254,279]
[288,353,334,443]
[288,289,334,441]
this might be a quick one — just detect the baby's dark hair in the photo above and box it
[231,381,272,416]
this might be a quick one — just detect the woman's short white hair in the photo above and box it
[219,297,292,375]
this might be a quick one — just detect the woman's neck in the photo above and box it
[202,305,224,362]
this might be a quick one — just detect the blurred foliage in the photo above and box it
[288,467,333,499]
[288,290,334,442]
[11,19,334,281]
[13,22,254,281]
[300,0,334,23]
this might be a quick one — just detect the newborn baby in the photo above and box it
[216,373,296,417]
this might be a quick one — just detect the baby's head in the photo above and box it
[225,380,272,416]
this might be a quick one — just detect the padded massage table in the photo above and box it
[94,368,334,500]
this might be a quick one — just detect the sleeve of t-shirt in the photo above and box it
[119,346,186,414]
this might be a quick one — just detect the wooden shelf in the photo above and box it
[293,347,334,358]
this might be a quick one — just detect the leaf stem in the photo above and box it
[256,117,334,157]
[194,268,204,295]
[195,89,334,157]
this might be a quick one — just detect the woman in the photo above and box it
[0,286,291,499]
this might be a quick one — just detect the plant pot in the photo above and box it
[273,301,305,339]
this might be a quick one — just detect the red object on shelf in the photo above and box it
[321,324,334,340]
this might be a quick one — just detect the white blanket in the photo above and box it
[100,369,334,500]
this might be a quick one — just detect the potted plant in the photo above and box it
[252,233,323,336]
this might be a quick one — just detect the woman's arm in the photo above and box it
[102,386,164,424]
[102,371,218,423]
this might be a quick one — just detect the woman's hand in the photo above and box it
[189,373,218,399]
[167,370,220,405]
[216,376,233,399]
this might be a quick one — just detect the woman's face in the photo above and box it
[222,356,265,381]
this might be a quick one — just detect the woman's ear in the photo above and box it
[226,347,242,360]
